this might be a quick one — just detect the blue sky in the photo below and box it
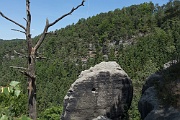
[0,0,169,40]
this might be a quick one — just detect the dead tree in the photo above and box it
[0,0,85,119]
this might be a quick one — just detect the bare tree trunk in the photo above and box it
[0,0,85,119]
[25,0,37,119]
[27,47,37,119]
[27,54,37,119]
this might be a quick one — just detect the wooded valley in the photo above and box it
[0,0,180,119]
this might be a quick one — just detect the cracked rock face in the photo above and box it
[61,61,133,120]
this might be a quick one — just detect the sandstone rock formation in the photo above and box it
[61,61,133,120]
[138,62,180,120]
[92,116,111,120]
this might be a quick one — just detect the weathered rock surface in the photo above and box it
[145,106,180,120]
[138,68,180,120]
[61,61,133,120]
[138,86,160,119]
[92,116,111,120]
[141,73,163,94]
[163,60,177,69]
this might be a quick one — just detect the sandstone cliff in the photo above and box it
[61,61,133,120]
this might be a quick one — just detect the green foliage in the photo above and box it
[16,115,32,120]
[39,106,63,120]
[156,62,180,107]
[0,0,179,119]
[1,81,21,97]
[128,93,141,120]
[0,114,8,120]
[0,82,28,120]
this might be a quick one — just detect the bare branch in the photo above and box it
[10,66,28,71]
[33,19,49,51]
[11,29,26,34]
[0,11,26,30]
[49,0,85,27]
[14,50,27,58]
[36,56,47,59]
[23,17,27,22]
[20,71,36,79]
[34,0,85,51]
[10,66,35,78]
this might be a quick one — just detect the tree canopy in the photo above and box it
[0,0,180,119]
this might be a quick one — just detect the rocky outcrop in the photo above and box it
[61,61,133,120]
[141,73,163,94]
[138,85,160,119]
[145,106,180,120]
[92,116,111,120]
[138,62,180,120]
[163,60,177,69]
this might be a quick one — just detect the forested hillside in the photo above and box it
[0,0,180,119]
